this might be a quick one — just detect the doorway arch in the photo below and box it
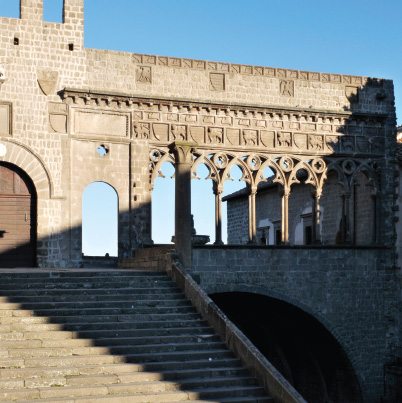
[0,162,37,267]
[82,182,118,257]
[210,291,362,403]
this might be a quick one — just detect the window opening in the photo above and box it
[305,225,313,245]
[96,145,109,157]
[301,212,313,245]
[82,182,118,257]
[275,229,282,245]
[257,226,269,245]
[272,220,281,245]
[43,0,63,23]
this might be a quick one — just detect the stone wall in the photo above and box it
[191,246,397,402]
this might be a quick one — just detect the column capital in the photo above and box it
[168,141,198,164]
[310,187,322,199]
[212,181,223,195]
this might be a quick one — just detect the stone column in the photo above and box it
[311,188,322,244]
[168,141,197,268]
[280,188,290,244]
[340,190,351,244]
[248,187,257,244]
[370,185,379,244]
[213,182,224,245]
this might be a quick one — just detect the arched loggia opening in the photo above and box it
[191,162,214,244]
[255,166,282,245]
[210,292,362,403]
[151,161,175,244]
[222,164,248,244]
[82,182,118,257]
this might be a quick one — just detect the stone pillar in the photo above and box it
[340,190,351,244]
[281,188,290,244]
[248,187,257,244]
[311,188,322,244]
[20,0,43,20]
[213,182,224,245]
[168,141,197,268]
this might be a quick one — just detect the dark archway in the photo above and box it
[0,162,37,267]
[210,292,362,403]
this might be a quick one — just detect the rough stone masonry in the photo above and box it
[0,1,400,401]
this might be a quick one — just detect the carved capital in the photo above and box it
[168,141,198,165]
[212,181,224,195]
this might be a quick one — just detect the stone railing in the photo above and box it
[165,250,307,403]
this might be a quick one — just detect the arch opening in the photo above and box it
[222,164,247,244]
[0,162,37,267]
[151,161,175,244]
[82,182,118,257]
[210,292,362,403]
[191,163,214,243]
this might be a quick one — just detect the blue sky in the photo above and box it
[0,0,401,254]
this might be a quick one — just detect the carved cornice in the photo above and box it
[61,88,387,123]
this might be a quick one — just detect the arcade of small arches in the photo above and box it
[149,146,380,246]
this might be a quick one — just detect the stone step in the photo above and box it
[12,385,269,402]
[0,358,242,380]
[0,326,213,342]
[0,305,196,318]
[14,390,190,402]
[0,275,172,284]
[0,349,233,369]
[0,299,191,310]
[0,271,164,279]
[61,318,209,331]
[0,281,177,290]
[0,318,208,332]
[0,288,182,297]
[0,376,257,399]
[0,334,219,349]
[4,341,226,359]
[0,366,248,387]
[0,293,186,303]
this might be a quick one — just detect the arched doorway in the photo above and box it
[0,163,37,267]
[82,182,118,257]
[210,292,362,403]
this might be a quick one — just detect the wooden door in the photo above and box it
[0,163,37,267]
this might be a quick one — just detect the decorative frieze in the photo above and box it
[62,89,386,156]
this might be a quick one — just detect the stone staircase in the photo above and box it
[0,270,272,402]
